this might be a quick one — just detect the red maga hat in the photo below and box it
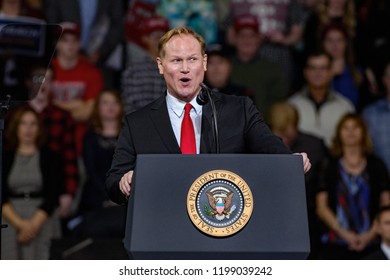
[140,16,170,35]
[234,14,260,33]
[60,22,80,37]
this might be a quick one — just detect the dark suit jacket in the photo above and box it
[44,0,124,61]
[106,92,291,204]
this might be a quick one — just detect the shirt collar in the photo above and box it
[381,242,390,259]
[166,90,202,118]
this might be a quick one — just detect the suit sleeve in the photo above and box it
[244,97,291,154]
[106,115,136,205]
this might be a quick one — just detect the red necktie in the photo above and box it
[180,103,196,154]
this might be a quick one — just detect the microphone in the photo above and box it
[196,82,210,105]
[197,83,220,153]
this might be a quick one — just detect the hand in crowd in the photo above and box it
[267,30,286,45]
[338,228,360,250]
[337,228,374,252]
[354,232,375,252]
[17,219,40,244]
[58,194,74,218]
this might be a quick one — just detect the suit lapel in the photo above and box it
[149,96,181,154]
[200,103,213,153]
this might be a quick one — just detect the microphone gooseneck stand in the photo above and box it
[197,83,220,154]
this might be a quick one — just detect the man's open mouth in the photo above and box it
[180,78,191,83]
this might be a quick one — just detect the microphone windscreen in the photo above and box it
[196,83,209,105]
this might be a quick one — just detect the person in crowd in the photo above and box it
[353,0,390,101]
[364,205,390,260]
[0,0,41,19]
[50,22,103,158]
[5,64,79,235]
[25,65,79,223]
[44,0,125,88]
[288,51,355,148]
[204,43,253,99]
[227,0,306,91]
[106,26,311,205]
[0,0,44,19]
[80,89,124,212]
[121,16,168,114]
[292,0,322,91]
[230,14,287,120]
[268,101,328,259]
[23,0,45,19]
[1,107,64,259]
[304,0,357,57]
[123,0,158,65]
[300,0,321,20]
[362,61,390,174]
[316,113,390,259]
[321,23,363,110]
[70,89,126,238]
[0,0,21,17]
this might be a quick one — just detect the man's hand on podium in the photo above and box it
[119,170,134,199]
[293,152,311,174]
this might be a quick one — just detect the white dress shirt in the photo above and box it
[166,91,202,154]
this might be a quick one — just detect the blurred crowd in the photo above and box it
[1,0,390,260]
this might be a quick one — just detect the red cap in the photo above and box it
[60,22,80,37]
[234,14,260,33]
[140,16,170,35]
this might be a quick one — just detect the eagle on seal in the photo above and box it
[206,190,234,216]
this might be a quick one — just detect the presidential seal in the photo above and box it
[186,170,254,237]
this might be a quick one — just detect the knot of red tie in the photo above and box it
[180,103,196,154]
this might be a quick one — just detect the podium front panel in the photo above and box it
[125,154,310,260]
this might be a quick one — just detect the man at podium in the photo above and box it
[106,26,311,205]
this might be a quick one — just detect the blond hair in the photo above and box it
[318,0,356,37]
[158,26,206,58]
[268,102,299,132]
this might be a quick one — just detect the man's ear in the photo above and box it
[203,54,207,71]
[156,57,164,74]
